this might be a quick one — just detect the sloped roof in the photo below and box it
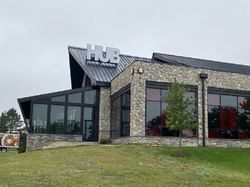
[153,53,250,75]
[68,46,250,88]
[68,46,151,87]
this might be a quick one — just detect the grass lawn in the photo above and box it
[0,145,250,187]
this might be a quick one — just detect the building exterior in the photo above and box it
[18,44,250,150]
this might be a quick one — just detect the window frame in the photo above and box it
[145,81,198,138]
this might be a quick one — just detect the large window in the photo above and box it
[67,106,81,134]
[30,88,98,138]
[208,92,250,139]
[31,104,48,133]
[50,105,65,134]
[121,92,130,136]
[146,86,197,137]
[111,90,131,138]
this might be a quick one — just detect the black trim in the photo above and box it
[146,81,198,91]
[18,87,96,103]
[111,84,131,100]
[208,87,250,96]
[20,87,100,141]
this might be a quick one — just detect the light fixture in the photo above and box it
[137,67,144,74]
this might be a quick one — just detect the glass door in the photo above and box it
[83,106,95,141]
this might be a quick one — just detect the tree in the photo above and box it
[163,81,197,156]
[0,112,8,132]
[0,108,21,132]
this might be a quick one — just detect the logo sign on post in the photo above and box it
[86,44,120,65]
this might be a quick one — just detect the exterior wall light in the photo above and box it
[137,67,144,74]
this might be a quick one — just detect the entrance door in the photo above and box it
[83,106,95,141]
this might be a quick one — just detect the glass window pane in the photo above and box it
[208,106,220,130]
[185,92,195,100]
[85,121,94,140]
[220,107,237,130]
[50,105,65,134]
[161,102,167,112]
[32,104,48,133]
[238,96,249,109]
[161,89,168,101]
[68,93,82,104]
[147,88,161,101]
[51,95,65,102]
[122,110,130,123]
[208,94,220,106]
[221,95,237,107]
[84,90,96,104]
[84,107,93,120]
[121,122,130,136]
[146,101,160,126]
[122,92,130,106]
[67,106,81,134]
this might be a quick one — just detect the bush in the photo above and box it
[100,138,111,144]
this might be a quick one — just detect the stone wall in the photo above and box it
[207,139,250,148]
[26,133,82,151]
[98,87,111,141]
[112,136,250,148]
[110,60,250,148]
[112,136,198,147]
[111,63,135,95]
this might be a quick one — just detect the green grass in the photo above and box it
[0,145,250,187]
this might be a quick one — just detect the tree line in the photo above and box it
[0,108,22,133]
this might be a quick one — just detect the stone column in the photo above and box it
[130,67,146,136]
[98,87,111,141]
[198,73,208,146]
[197,83,203,146]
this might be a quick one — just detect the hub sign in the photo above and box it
[86,44,120,65]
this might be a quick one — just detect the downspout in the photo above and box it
[199,73,208,147]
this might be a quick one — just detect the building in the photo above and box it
[18,44,250,150]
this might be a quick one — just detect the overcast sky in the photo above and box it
[1,0,250,115]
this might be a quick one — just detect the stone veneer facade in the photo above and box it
[109,60,250,148]
[23,59,250,150]
[98,87,111,141]
[26,134,83,151]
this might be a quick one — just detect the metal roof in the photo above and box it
[68,46,250,88]
[153,53,250,75]
[68,46,151,87]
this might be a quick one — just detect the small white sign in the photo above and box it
[86,44,120,65]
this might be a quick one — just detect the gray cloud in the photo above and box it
[1,0,250,114]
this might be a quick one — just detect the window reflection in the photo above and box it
[147,88,161,101]
[32,104,48,133]
[208,94,220,106]
[221,95,237,107]
[68,93,82,103]
[67,106,81,134]
[50,105,65,134]
[121,92,130,137]
[84,90,96,104]
[146,87,197,137]
[83,107,94,140]
[51,95,65,102]
[208,93,250,139]
[30,88,98,138]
